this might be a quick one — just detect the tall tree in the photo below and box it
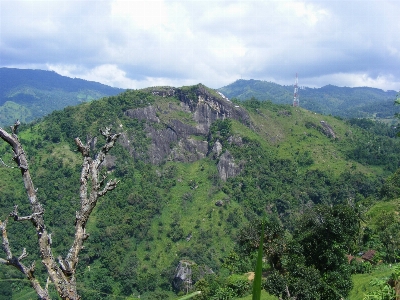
[0,121,120,300]
[263,205,359,299]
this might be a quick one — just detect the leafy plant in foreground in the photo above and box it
[364,265,400,300]
[252,218,264,300]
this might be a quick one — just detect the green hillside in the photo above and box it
[219,79,399,119]
[1,84,400,299]
[0,68,124,126]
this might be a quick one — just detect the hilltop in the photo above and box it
[0,83,400,299]
[219,79,399,119]
[1,69,398,128]
[0,68,124,126]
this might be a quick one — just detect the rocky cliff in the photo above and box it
[121,84,250,180]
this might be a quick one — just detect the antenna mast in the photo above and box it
[293,73,299,107]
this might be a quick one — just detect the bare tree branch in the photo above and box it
[10,205,44,222]
[0,218,49,298]
[18,248,28,261]
[64,129,121,275]
[0,157,15,168]
[0,219,12,260]
[0,121,120,300]
[98,179,120,197]
[10,119,20,134]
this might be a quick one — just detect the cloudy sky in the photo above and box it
[1,0,400,91]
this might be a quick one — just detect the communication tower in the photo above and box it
[293,73,299,107]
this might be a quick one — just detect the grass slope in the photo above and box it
[350,264,394,300]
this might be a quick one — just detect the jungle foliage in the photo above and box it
[0,86,400,299]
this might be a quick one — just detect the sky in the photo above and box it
[1,0,400,91]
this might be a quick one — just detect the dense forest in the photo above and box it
[1,84,400,299]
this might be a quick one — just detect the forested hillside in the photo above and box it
[219,79,399,119]
[0,68,124,126]
[1,84,400,299]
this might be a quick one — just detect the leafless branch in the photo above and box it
[10,119,20,134]
[0,218,49,298]
[0,157,15,168]
[18,248,28,261]
[0,219,12,260]
[98,179,120,197]
[10,205,44,222]
[0,121,120,300]
[65,129,121,275]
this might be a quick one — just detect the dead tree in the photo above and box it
[0,120,120,299]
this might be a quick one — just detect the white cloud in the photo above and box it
[111,0,169,30]
[46,63,201,89]
[299,72,400,92]
[279,1,330,26]
[1,0,400,91]
[47,64,138,88]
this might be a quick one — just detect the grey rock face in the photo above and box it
[125,106,160,123]
[169,138,208,163]
[227,135,243,146]
[320,121,337,139]
[147,126,178,164]
[168,119,200,136]
[172,260,213,292]
[211,140,223,158]
[149,87,176,98]
[176,85,251,134]
[101,155,117,171]
[217,150,242,181]
[120,85,249,179]
[173,260,193,292]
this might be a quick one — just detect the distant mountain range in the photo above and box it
[0,68,124,126]
[218,79,399,119]
[1,69,398,127]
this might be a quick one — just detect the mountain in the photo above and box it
[0,68,125,126]
[0,84,399,299]
[218,79,399,119]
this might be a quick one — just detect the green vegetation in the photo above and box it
[0,101,33,124]
[239,291,276,300]
[233,206,356,299]
[252,220,264,300]
[362,265,400,300]
[1,84,400,299]
[219,79,399,119]
[0,67,124,126]
[350,265,394,300]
